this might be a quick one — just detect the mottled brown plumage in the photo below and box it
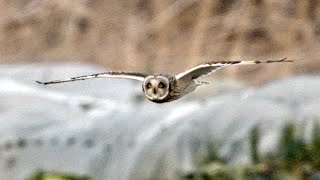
[36,58,292,103]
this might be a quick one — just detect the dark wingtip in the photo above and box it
[266,57,293,63]
[36,81,46,85]
[281,57,294,62]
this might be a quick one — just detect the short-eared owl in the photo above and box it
[36,58,292,103]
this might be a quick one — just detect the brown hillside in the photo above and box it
[0,0,319,84]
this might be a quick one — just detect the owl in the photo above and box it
[36,58,292,103]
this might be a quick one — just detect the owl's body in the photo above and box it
[36,58,293,103]
[140,74,190,103]
[142,75,197,103]
[167,77,199,102]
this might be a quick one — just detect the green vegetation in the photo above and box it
[190,121,320,180]
[311,121,320,169]
[28,171,91,180]
[27,120,320,180]
[250,126,260,164]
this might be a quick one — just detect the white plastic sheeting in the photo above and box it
[0,63,318,180]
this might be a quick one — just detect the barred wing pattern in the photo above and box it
[175,58,292,81]
[36,71,148,85]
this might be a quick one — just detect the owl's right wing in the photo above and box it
[175,58,292,82]
[36,71,148,85]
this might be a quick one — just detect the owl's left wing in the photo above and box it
[36,71,148,85]
[175,58,292,81]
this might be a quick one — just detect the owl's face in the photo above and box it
[143,76,170,102]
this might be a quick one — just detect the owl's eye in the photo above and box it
[146,82,152,89]
[158,82,165,88]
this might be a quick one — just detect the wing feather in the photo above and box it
[36,71,148,85]
[176,58,292,81]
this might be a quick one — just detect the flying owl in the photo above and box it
[36,58,292,103]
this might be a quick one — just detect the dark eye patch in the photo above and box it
[146,82,152,89]
[84,139,94,148]
[17,138,27,148]
[66,137,76,146]
[158,82,166,88]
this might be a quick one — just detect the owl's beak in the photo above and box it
[153,88,157,94]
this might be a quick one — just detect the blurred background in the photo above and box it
[0,0,319,82]
[0,0,320,180]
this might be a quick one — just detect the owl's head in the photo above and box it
[143,75,170,102]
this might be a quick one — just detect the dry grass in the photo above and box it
[0,0,319,84]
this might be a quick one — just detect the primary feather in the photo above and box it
[175,57,292,81]
[36,71,148,85]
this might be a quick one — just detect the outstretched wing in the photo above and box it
[175,57,292,81]
[36,71,148,85]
